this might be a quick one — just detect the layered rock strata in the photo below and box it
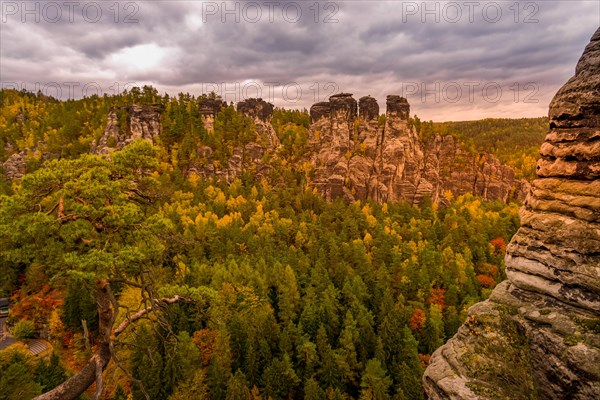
[307,94,525,204]
[4,95,525,207]
[423,27,600,400]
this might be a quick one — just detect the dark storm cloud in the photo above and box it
[1,0,598,120]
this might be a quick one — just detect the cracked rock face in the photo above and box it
[423,27,600,400]
[306,94,525,204]
[92,104,163,154]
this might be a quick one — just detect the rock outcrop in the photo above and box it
[423,27,600,399]
[3,150,28,180]
[189,98,278,183]
[199,98,225,133]
[91,104,163,154]
[3,92,526,205]
[237,98,280,148]
[2,144,52,181]
[307,94,525,204]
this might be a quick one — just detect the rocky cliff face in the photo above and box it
[91,104,163,154]
[2,143,52,180]
[3,150,28,180]
[237,98,280,149]
[307,94,525,204]
[423,27,600,399]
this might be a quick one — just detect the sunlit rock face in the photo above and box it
[83,95,524,204]
[423,27,600,400]
[199,98,225,133]
[306,94,525,204]
[92,104,163,154]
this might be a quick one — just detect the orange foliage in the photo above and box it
[9,284,63,328]
[419,353,431,367]
[409,308,426,332]
[426,288,446,308]
[490,237,507,254]
[476,274,495,288]
[192,328,218,366]
[477,262,499,279]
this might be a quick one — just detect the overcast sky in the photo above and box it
[1,0,598,121]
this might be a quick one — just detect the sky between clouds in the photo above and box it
[1,0,599,121]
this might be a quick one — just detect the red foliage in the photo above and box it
[62,330,74,348]
[419,353,431,367]
[476,274,495,288]
[426,288,446,308]
[490,237,507,254]
[409,308,426,332]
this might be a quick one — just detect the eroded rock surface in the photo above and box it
[92,104,163,154]
[307,94,525,204]
[3,150,28,180]
[2,144,51,180]
[237,98,280,148]
[423,27,600,400]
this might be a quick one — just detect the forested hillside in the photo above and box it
[0,88,538,400]
[428,118,547,181]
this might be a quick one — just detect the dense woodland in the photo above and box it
[0,88,541,399]
[407,116,547,181]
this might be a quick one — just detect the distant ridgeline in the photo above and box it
[0,88,545,203]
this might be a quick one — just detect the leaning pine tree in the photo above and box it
[0,140,207,400]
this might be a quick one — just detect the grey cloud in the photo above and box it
[1,0,598,120]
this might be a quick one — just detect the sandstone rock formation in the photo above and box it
[307,94,525,204]
[199,97,225,133]
[237,98,280,148]
[3,150,28,180]
[3,91,526,206]
[190,142,272,184]
[91,104,163,154]
[2,144,52,180]
[423,27,600,399]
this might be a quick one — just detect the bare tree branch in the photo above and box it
[113,295,190,337]
[32,281,191,400]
